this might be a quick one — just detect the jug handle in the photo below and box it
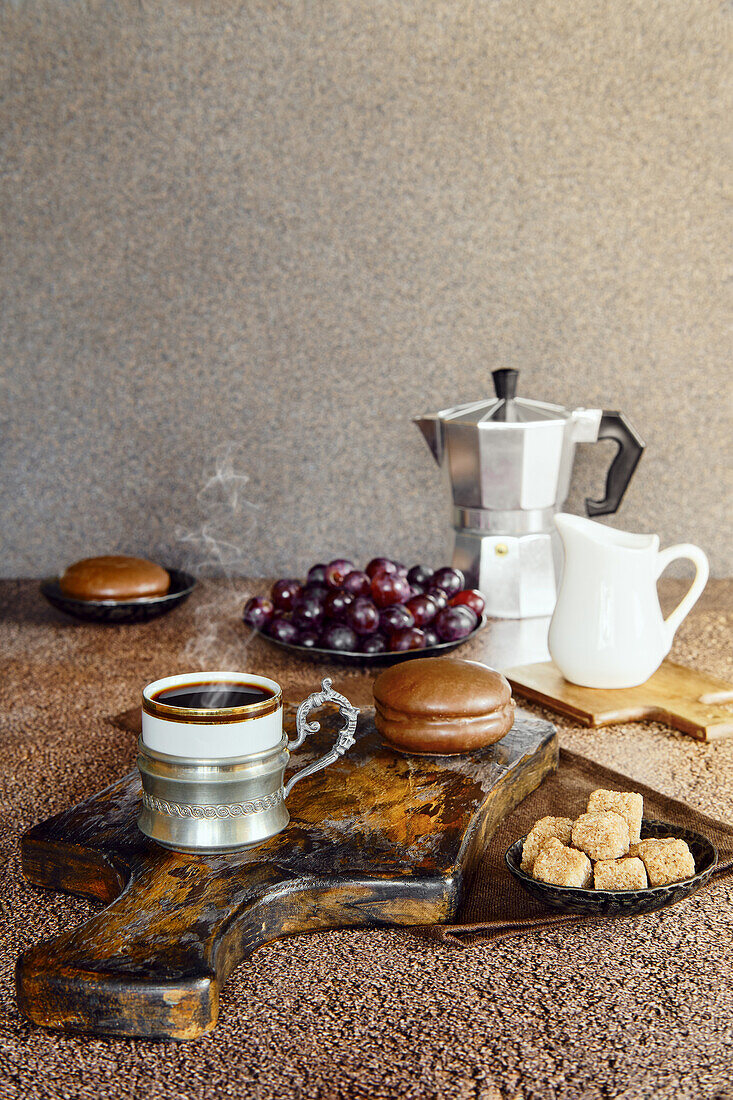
[283,679,359,798]
[656,544,710,646]
[585,411,645,517]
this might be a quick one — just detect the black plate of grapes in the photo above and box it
[243,558,488,664]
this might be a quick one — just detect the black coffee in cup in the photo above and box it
[152,681,274,710]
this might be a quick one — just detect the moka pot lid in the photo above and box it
[430,370,571,427]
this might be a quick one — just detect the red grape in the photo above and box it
[449,589,485,617]
[292,592,325,629]
[297,629,321,648]
[303,581,329,600]
[405,594,439,627]
[371,570,411,608]
[366,557,398,579]
[425,586,448,610]
[389,627,427,652]
[243,596,274,630]
[380,604,414,633]
[267,616,300,644]
[342,570,372,597]
[325,559,356,588]
[407,564,432,587]
[270,578,302,611]
[320,622,359,652]
[361,633,387,654]
[324,588,354,621]
[346,597,380,635]
[307,563,328,584]
[423,626,440,647]
[435,605,478,642]
[430,567,465,598]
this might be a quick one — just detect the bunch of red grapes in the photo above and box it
[243,557,485,654]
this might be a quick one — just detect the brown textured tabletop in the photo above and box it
[1,578,732,1100]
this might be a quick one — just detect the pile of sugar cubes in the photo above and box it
[520,789,696,890]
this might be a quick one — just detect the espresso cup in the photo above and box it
[137,672,358,852]
[142,671,284,759]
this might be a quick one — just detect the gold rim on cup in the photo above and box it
[142,675,282,724]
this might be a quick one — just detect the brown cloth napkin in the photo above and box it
[416,748,733,946]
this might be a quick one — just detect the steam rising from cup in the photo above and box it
[176,443,261,699]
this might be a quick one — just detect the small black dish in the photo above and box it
[40,568,197,624]
[505,819,717,918]
[252,615,488,666]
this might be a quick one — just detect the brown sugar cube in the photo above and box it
[587,789,643,844]
[537,837,565,856]
[635,838,675,861]
[593,857,648,891]
[572,811,630,861]
[520,816,574,872]
[532,842,592,888]
[637,839,696,886]
[638,838,676,849]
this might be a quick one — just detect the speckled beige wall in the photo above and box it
[1,0,731,579]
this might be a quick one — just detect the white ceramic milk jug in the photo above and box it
[548,514,709,688]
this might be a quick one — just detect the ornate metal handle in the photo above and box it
[283,678,359,799]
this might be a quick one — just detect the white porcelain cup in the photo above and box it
[142,671,283,759]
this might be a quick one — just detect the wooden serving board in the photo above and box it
[17,708,557,1041]
[506,660,733,741]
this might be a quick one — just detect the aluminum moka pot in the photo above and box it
[414,369,644,619]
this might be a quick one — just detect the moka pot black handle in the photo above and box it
[585,411,645,516]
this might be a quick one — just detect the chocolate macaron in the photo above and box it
[373,656,515,755]
[59,556,171,601]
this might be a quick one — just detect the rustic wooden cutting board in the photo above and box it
[505,660,733,741]
[17,707,557,1041]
